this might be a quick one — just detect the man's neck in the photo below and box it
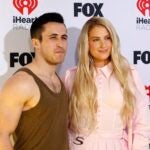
[27,59,57,78]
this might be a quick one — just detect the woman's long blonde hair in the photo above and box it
[69,17,135,133]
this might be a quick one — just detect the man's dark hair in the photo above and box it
[30,12,65,41]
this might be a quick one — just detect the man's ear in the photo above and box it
[31,39,40,50]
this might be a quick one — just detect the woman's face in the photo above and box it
[88,25,112,67]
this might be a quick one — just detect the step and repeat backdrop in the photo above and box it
[0,0,150,105]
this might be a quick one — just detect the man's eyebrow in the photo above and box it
[48,33,58,36]
[48,33,67,37]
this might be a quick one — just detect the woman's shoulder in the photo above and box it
[129,64,140,78]
[128,64,145,92]
[66,66,77,72]
[63,67,77,93]
[129,64,136,70]
[65,66,77,77]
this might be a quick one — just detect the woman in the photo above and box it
[64,17,150,150]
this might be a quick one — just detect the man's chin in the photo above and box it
[51,60,65,65]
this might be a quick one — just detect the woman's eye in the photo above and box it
[93,39,99,42]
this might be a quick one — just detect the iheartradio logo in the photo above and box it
[137,0,150,16]
[13,0,38,15]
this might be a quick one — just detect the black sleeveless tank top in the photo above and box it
[13,68,69,150]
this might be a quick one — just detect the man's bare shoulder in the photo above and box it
[0,71,37,103]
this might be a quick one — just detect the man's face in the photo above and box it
[34,22,68,65]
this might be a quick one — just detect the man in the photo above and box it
[0,12,69,150]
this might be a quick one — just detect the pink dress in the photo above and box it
[64,63,150,150]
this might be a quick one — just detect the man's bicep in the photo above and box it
[0,82,25,135]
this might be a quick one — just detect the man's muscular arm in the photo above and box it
[0,72,35,150]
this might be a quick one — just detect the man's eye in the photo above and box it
[106,36,111,40]
[62,37,67,40]
[50,36,56,39]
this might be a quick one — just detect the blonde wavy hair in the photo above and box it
[69,17,135,133]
